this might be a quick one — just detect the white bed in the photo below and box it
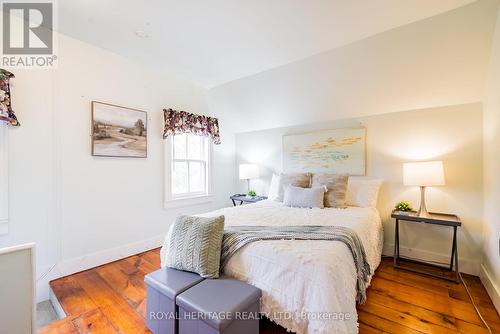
[160,200,383,334]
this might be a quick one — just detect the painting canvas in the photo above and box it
[92,101,147,158]
[283,128,366,175]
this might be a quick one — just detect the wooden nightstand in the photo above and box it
[391,210,461,283]
[230,194,268,206]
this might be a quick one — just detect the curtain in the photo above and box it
[0,69,19,126]
[163,108,221,144]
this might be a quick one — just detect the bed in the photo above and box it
[160,199,383,334]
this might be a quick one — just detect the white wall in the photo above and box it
[0,69,57,301]
[482,3,500,310]
[0,123,8,234]
[56,35,224,261]
[208,0,498,133]
[235,104,484,274]
[0,33,236,301]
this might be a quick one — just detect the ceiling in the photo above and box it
[58,0,476,88]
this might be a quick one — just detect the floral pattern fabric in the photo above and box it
[163,108,221,144]
[0,69,19,126]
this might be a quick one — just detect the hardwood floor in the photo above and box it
[40,250,499,334]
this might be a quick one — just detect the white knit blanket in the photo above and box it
[160,200,383,334]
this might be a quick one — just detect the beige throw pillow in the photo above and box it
[311,173,349,208]
[278,172,311,201]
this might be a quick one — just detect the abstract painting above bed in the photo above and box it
[283,128,366,175]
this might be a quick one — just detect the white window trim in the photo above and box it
[163,135,214,209]
[0,123,9,235]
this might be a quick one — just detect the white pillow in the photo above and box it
[268,173,280,201]
[283,185,325,209]
[346,178,382,208]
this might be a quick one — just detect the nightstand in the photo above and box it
[230,194,268,206]
[392,210,461,283]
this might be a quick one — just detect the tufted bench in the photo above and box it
[176,277,262,334]
[145,268,204,334]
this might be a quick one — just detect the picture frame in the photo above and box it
[282,128,366,175]
[91,101,148,158]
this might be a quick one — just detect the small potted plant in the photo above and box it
[247,190,257,198]
[394,201,413,215]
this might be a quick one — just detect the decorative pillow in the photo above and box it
[268,173,281,201]
[283,185,325,209]
[346,178,383,208]
[165,215,225,278]
[311,173,349,208]
[160,224,175,268]
[278,172,311,201]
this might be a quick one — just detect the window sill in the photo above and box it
[164,195,214,209]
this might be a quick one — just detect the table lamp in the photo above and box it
[403,161,445,217]
[239,164,259,193]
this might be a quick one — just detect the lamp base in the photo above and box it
[417,186,430,217]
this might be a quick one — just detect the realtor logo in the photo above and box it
[1,0,57,68]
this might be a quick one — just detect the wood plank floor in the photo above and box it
[40,250,499,334]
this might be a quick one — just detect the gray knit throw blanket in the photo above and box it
[221,225,371,304]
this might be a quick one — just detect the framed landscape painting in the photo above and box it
[282,128,366,175]
[91,101,147,158]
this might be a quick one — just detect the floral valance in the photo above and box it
[0,69,19,126]
[163,108,221,145]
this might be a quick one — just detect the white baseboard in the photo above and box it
[383,243,480,276]
[49,287,66,319]
[479,264,500,314]
[36,235,165,303]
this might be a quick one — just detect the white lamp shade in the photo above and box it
[239,164,259,180]
[403,161,445,186]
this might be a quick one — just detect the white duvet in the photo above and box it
[160,200,383,334]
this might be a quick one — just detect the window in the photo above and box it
[164,133,213,207]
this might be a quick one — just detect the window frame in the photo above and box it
[164,133,214,209]
[0,123,9,235]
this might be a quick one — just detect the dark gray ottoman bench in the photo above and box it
[176,278,262,334]
[145,268,204,334]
